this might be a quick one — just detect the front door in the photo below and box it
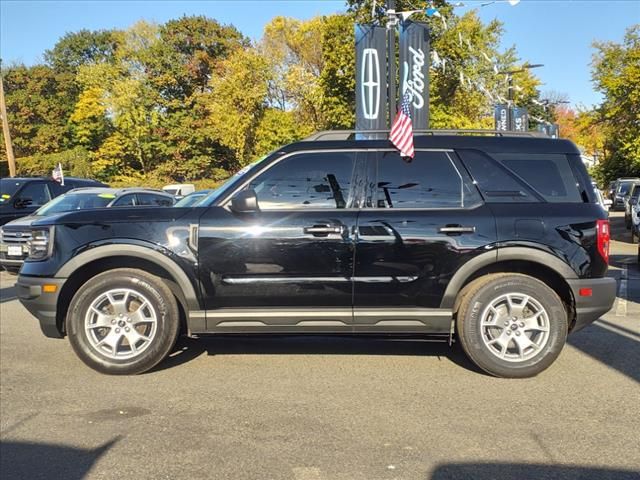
[198,150,361,331]
[353,149,496,332]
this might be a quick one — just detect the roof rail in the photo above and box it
[303,129,547,141]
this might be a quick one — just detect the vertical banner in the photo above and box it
[355,24,387,137]
[548,123,559,138]
[494,104,509,131]
[511,107,529,132]
[399,21,430,130]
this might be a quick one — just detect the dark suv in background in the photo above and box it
[16,131,616,378]
[0,177,106,225]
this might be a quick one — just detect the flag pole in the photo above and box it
[0,68,16,177]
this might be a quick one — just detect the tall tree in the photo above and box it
[591,24,640,181]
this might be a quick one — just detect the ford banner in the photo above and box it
[511,107,529,132]
[355,24,387,138]
[494,104,509,131]
[399,21,429,130]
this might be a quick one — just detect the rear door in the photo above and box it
[352,149,496,332]
[197,150,361,332]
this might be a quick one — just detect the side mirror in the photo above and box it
[230,189,259,213]
[631,198,638,206]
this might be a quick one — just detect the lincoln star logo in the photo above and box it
[361,48,380,120]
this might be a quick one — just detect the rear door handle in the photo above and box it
[304,224,344,236]
[438,225,476,234]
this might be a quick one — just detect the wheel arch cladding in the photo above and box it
[55,245,198,336]
[442,247,576,329]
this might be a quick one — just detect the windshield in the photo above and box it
[36,192,114,216]
[0,178,26,203]
[198,157,270,207]
[163,188,178,195]
[174,193,208,208]
[618,182,636,195]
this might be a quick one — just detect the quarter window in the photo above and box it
[374,151,480,208]
[247,152,355,210]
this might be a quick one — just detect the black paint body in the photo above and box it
[18,135,614,337]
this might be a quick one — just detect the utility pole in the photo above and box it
[0,69,16,177]
[498,63,544,131]
[387,0,397,127]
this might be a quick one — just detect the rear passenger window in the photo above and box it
[374,151,481,208]
[494,153,582,203]
[457,149,537,203]
[136,194,173,206]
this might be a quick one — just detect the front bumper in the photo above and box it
[567,277,617,332]
[16,275,67,338]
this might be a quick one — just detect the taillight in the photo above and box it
[596,219,610,264]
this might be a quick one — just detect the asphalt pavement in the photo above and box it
[0,212,638,480]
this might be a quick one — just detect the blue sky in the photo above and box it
[1,0,638,108]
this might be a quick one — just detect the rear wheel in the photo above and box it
[456,273,568,378]
[67,268,179,375]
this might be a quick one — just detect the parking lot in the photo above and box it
[0,212,638,480]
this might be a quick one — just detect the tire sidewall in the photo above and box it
[460,275,568,378]
[67,270,179,375]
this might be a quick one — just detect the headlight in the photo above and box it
[27,227,54,260]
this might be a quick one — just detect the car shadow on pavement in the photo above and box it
[150,335,488,376]
[0,285,17,303]
[430,462,639,480]
[0,437,119,480]
[568,323,640,383]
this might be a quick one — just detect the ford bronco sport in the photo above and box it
[16,131,617,378]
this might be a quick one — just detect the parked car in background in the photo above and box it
[162,183,195,199]
[631,193,640,244]
[594,188,612,213]
[612,178,640,210]
[0,187,174,274]
[607,181,616,201]
[623,182,640,229]
[0,177,107,226]
[173,189,214,208]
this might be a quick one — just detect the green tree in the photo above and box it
[44,29,117,73]
[592,25,640,181]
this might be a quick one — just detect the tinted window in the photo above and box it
[112,194,136,207]
[494,153,582,203]
[17,182,51,207]
[0,179,26,202]
[136,193,173,206]
[458,149,537,203]
[248,152,355,210]
[374,151,480,208]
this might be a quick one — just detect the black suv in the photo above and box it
[16,131,617,378]
[0,177,107,226]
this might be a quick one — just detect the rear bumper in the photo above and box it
[567,277,617,332]
[16,275,66,338]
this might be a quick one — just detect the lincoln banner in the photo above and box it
[355,24,387,136]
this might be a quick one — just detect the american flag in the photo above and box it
[52,162,64,185]
[389,92,415,160]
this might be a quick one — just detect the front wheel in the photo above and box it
[67,268,180,375]
[456,273,568,378]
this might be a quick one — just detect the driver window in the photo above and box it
[247,152,355,210]
[18,182,51,207]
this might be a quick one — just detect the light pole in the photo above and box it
[498,63,544,130]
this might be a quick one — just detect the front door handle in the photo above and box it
[304,224,344,236]
[438,225,476,234]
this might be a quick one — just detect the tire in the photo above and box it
[66,268,180,375]
[456,273,568,378]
